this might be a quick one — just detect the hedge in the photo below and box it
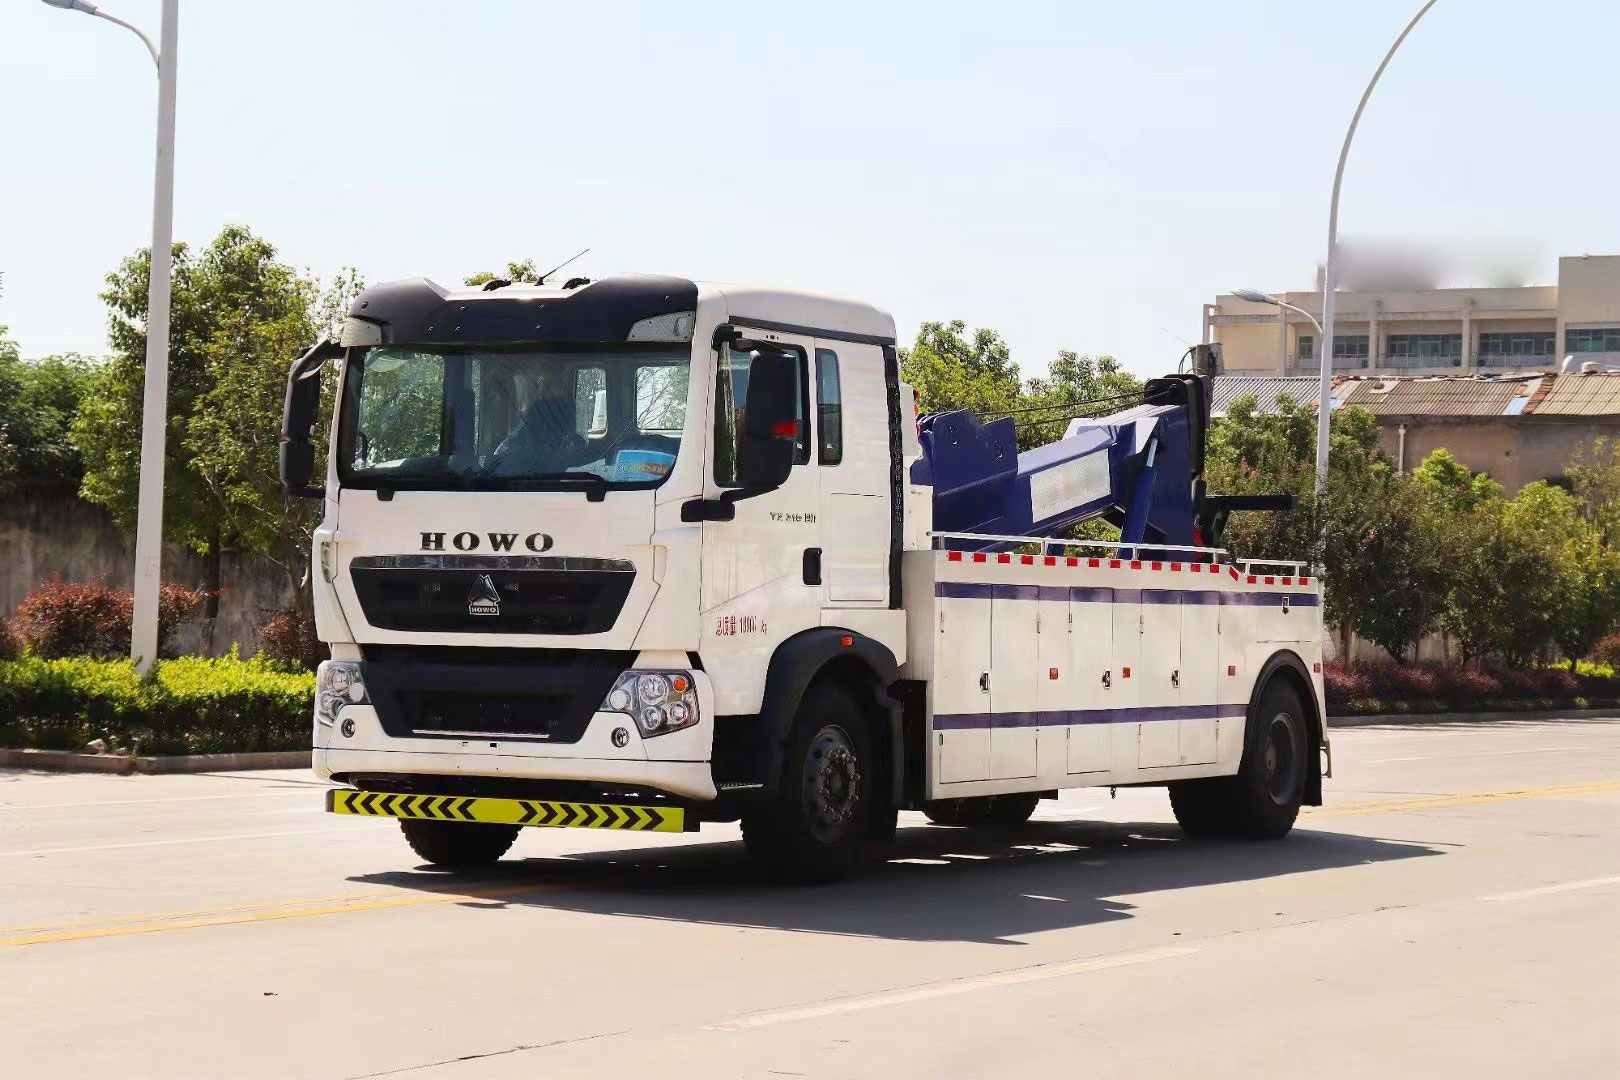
[1326,660,1620,716]
[0,655,314,755]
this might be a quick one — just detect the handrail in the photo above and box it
[928,531,1229,557]
[1238,558,1310,574]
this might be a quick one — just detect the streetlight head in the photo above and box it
[40,0,100,11]
[1232,288,1278,306]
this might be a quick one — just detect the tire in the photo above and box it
[399,818,521,867]
[922,793,1040,827]
[1169,679,1309,840]
[742,678,875,883]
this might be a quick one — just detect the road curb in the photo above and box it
[1328,707,1620,727]
[0,749,312,774]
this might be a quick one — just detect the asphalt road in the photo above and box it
[2,718,1617,1080]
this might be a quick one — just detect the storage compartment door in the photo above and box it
[1137,591,1182,768]
[1178,598,1219,764]
[988,585,1038,779]
[1108,595,1142,774]
[934,594,991,784]
[1065,587,1113,775]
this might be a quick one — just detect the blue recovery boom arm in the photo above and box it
[913,373,1251,552]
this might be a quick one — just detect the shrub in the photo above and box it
[1325,658,1620,715]
[13,578,203,659]
[0,654,313,755]
[1594,633,1620,669]
[257,608,327,670]
[0,618,19,661]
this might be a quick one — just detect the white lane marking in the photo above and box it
[1365,746,1587,764]
[1480,875,1620,903]
[704,945,1197,1032]
[0,826,372,858]
[0,791,308,812]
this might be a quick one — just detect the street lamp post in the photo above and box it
[43,0,179,674]
[1316,0,1440,493]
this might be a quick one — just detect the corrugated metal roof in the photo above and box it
[1336,377,1528,417]
[1211,376,1321,417]
[1526,372,1620,416]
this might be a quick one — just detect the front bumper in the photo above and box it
[327,788,692,832]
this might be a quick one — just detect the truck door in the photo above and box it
[1137,591,1182,768]
[1110,592,1142,773]
[934,589,991,784]
[988,585,1038,779]
[700,332,822,668]
[813,341,891,606]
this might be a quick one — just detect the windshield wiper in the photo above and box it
[507,471,610,502]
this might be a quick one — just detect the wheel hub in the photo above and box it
[1264,711,1301,805]
[803,726,861,843]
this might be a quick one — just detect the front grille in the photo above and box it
[349,555,634,635]
[360,646,634,744]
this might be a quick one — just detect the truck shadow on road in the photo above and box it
[349,817,1441,945]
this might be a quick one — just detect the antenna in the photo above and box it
[537,247,590,285]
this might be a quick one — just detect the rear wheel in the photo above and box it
[742,679,875,883]
[1169,679,1309,840]
[399,818,521,867]
[922,792,1041,827]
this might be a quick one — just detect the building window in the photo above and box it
[1331,335,1369,360]
[1384,333,1462,364]
[1478,332,1555,360]
[1567,327,1620,353]
[1298,335,1314,360]
[815,348,842,466]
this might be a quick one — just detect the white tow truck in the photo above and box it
[281,274,1327,880]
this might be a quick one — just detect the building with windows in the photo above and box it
[1204,254,1620,377]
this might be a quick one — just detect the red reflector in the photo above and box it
[1300,576,1310,586]
[1109,559,1121,569]
[770,421,798,437]
[1044,556,1056,566]
[1265,576,1276,585]
[1151,561,1162,571]
[973,553,986,563]
[1087,558,1099,568]
[1067,557,1079,567]
[997,553,1011,564]
[1048,668,1059,680]
[1130,560,1142,570]
[1313,661,1322,672]
[839,635,853,647]
[1122,667,1131,678]
[947,551,962,562]
[1247,575,1257,584]
[1282,576,1292,585]
[1021,555,1034,565]
[1227,665,1236,676]
[1170,563,1181,571]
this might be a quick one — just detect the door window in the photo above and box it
[815,348,842,466]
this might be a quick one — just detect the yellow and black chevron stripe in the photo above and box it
[325,789,687,832]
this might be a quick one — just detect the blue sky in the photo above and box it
[3,0,1617,378]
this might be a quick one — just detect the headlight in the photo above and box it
[600,670,699,737]
[316,660,369,727]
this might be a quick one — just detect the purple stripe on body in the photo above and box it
[933,702,1249,730]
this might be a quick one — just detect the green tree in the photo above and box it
[899,320,1022,419]
[72,226,360,637]
[465,259,542,287]
[0,327,98,497]
[1554,527,1620,669]
[1567,436,1620,545]
[1017,351,1143,449]
[1411,447,1502,514]
[1353,473,1452,660]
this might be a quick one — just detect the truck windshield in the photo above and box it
[337,344,690,490]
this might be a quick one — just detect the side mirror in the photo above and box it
[280,338,342,498]
[735,349,798,490]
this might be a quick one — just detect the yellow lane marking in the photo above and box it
[1304,779,1620,818]
[6,778,1616,950]
[0,883,560,949]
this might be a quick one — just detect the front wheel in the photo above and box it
[399,818,521,867]
[742,679,875,883]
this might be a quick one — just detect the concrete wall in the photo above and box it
[0,493,300,657]
[1378,418,1620,492]
[1559,255,1620,325]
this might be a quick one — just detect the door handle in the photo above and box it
[802,547,822,586]
[1101,670,1112,688]
[1170,669,1180,688]
[979,672,991,694]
